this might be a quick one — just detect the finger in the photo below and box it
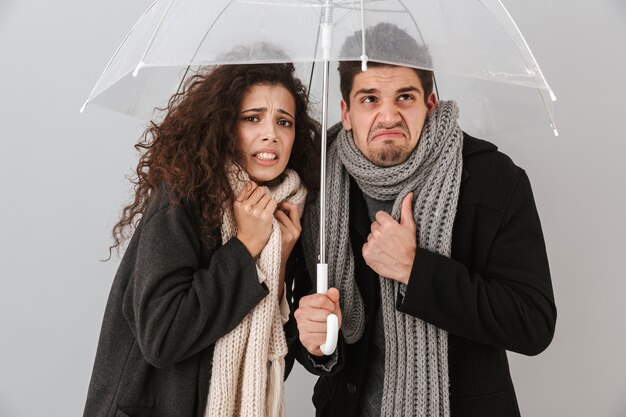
[279,202,301,230]
[287,204,301,231]
[256,193,272,210]
[326,288,340,305]
[400,192,415,227]
[305,347,324,357]
[326,288,342,329]
[375,210,395,224]
[294,308,337,326]
[265,198,278,215]
[362,242,371,261]
[236,181,256,201]
[298,293,336,311]
[301,340,324,357]
[275,210,300,238]
[274,210,294,231]
[247,186,268,206]
[298,322,330,334]
[370,220,381,234]
[274,209,290,224]
[274,214,293,239]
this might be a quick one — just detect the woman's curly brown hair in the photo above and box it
[109,63,321,254]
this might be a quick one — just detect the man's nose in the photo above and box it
[376,101,401,125]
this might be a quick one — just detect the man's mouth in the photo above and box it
[370,129,406,142]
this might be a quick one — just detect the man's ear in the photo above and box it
[426,92,437,113]
[340,100,352,131]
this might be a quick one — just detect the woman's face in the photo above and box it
[236,83,296,183]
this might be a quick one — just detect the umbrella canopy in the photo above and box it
[81,0,557,137]
[82,0,558,355]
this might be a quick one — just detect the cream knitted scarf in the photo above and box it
[205,167,307,417]
[302,100,464,416]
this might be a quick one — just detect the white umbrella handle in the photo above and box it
[317,263,338,355]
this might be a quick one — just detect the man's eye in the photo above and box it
[397,94,414,101]
[362,96,377,103]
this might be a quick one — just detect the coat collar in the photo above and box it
[461,132,498,183]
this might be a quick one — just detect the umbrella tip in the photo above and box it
[360,54,368,72]
[133,62,145,78]
[552,126,559,137]
[549,89,557,102]
[80,101,88,113]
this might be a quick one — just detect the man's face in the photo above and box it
[341,66,436,167]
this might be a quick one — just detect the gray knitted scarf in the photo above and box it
[303,100,463,417]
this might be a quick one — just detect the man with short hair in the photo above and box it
[293,23,556,417]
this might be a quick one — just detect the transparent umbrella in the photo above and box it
[81,0,558,355]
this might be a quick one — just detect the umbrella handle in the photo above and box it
[317,263,338,355]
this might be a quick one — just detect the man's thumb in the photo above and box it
[400,192,415,227]
[327,287,340,305]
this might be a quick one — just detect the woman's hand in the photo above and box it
[274,202,301,266]
[274,202,301,300]
[234,182,277,258]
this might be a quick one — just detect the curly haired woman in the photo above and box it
[83,62,320,417]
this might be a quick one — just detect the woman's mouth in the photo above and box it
[252,151,279,165]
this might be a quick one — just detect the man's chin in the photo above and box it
[369,149,410,167]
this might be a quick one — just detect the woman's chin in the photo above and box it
[248,171,284,186]
[246,164,288,185]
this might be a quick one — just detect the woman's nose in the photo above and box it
[261,121,278,142]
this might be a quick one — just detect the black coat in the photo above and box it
[294,133,557,417]
[83,186,303,417]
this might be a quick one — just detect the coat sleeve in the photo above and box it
[121,204,269,368]
[398,170,556,356]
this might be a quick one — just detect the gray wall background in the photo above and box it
[1,1,625,416]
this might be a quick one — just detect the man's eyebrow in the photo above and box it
[353,86,422,97]
[240,107,294,119]
[397,86,422,94]
[353,88,380,97]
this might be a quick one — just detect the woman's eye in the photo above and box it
[243,116,258,122]
[278,119,293,127]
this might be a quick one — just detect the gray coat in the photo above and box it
[83,186,301,417]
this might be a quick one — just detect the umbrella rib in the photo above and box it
[488,0,556,101]
[333,6,411,13]
[333,8,353,26]
[235,0,324,7]
[536,88,558,136]
[132,0,176,77]
[169,0,238,102]
[307,11,324,94]
[81,0,159,111]
[397,0,426,45]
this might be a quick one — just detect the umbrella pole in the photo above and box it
[319,59,329,266]
[317,2,339,355]
[317,58,338,356]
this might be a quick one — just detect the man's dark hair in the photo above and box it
[337,22,434,108]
